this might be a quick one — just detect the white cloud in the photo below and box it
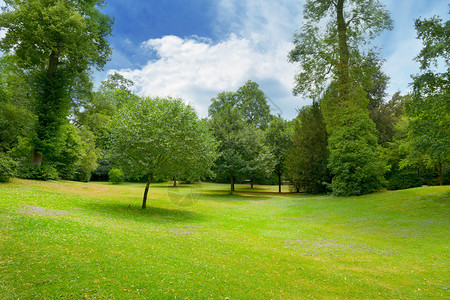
[112,0,305,119]
[111,0,447,117]
[115,34,298,117]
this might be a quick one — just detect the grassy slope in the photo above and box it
[0,179,448,299]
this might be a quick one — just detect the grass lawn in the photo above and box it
[0,179,448,299]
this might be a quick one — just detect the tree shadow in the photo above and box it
[81,201,205,224]
[201,190,289,202]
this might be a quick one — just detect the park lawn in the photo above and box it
[0,179,448,299]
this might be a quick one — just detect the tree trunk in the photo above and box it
[48,51,59,75]
[336,0,350,102]
[230,171,234,194]
[142,174,152,209]
[250,179,254,189]
[31,149,43,166]
[173,176,177,187]
[438,160,443,186]
[278,172,282,193]
[31,50,60,165]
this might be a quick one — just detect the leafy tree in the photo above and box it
[235,80,272,130]
[289,0,392,196]
[407,15,449,185]
[0,0,113,166]
[209,104,273,193]
[107,97,216,209]
[242,126,275,189]
[208,92,238,117]
[108,168,124,184]
[209,80,272,130]
[286,102,329,193]
[370,92,405,147]
[382,118,425,190]
[265,116,292,193]
[0,55,35,152]
[0,152,16,182]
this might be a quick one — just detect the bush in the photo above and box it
[386,171,423,190]
[108,168,124,184]
[328,118,385,196]
[17,164,58,181]
[0,152,17,182]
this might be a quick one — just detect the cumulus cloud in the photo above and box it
[115,34,297,117]
[113,0,304,119]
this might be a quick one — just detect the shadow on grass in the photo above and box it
[202,190,293,202]
[82,201,205,224]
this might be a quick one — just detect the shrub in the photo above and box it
[328,118,385,196]
[108,168,124,184]
[17,164,58,181]
[0,152,17,182]
[386,171,423,190]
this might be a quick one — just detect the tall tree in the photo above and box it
[107,97,216,209]
[286,102,329,193]
[407,15,449,185]
[289,0,392,196]
[209,104,273,193]
[265,116,292,193]
[0,0,113,166]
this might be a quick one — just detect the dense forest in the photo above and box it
[0,0,448,206]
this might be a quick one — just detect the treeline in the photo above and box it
[0,0,448,202]
[1,69,447,192]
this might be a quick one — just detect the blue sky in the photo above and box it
[95,0,448,119]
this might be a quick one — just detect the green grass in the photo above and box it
[0,179,448,299]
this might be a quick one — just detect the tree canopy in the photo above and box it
[107,97,216,208]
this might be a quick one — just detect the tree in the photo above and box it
[370,92,405,147]
[209,97,274,193]
[407,15,449,186]
[286,102,329,193]
[208,80,272,130]
[289,0,392,196]
[107,97,216,209]
[265,116,292,193]
[0,55,35,153]
[235,80,272,130]
[210,105,248,193]
[0,0,113,166]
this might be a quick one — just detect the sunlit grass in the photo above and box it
[0,179,448,299]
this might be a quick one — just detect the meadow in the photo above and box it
[0,179,448,299]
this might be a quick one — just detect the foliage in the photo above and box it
[210,104,274,192]
[107,96,217,207]
[0,55,36,152]
[0,152,16,182]
[108,168,124,184]
[265,116,292,192]
[407,15,449,185]
[235,80,272,129]
[209,80,272,130]
[0,0,113,166]
[328,116,385,196]
[288,0,393,99]
[370,92,405,147]
[17,163,58,181]
[286,103,329,193]
[74,127,100,182]
[0,0,113,72]
[289,0,392,196]
[0,102,35,152]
